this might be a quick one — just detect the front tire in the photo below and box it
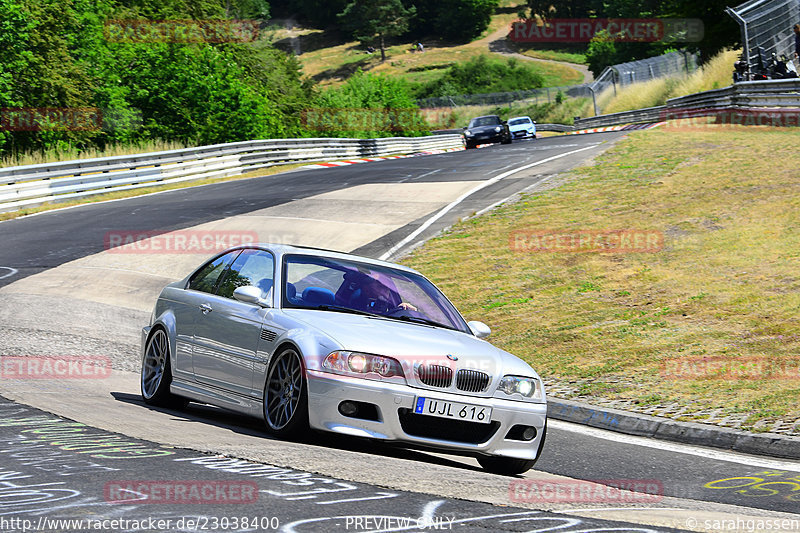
[263,347,309,439]
[478,456,537,476]
[479,420,547,475]
[141,328,188,408]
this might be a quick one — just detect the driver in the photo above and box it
[357,275,417,313]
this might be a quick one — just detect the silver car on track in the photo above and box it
[141,244,547,474]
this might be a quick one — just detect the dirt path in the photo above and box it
[481,26,593,83]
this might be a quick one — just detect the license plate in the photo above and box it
[414,397,492,424]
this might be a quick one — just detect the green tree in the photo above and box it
[434,0,498,41]
[416,55,545,98]
[519,0,740,65]
[337,0,416,62]
[314,70,429,137]
[585,30,618,76]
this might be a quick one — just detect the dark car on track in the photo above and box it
[463,115,512,149]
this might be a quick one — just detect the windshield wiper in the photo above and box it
[311,304,380,317]
[390,314,456,331]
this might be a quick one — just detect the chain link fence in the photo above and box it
[725,0,800,79]
[416,85,592,108]
[416,51,697,115]
[589,51,697,95]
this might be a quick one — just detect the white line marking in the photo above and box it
[420,500,445,522]
[378,144,601,261]
[549,419,800,472]
[314,491,398,505]
[403,168,442,182]
[564,508,685,513]
[472,174,559,218]
[0,267,18,280]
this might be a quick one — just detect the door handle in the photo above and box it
[199,303,213,315]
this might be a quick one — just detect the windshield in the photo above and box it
[509,118,531,126]
[468,116,501,128]
[282,254,469,333]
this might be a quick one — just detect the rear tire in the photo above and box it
[141,328,188,409]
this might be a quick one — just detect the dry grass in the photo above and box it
[1,140,189,168]
[601,77,682,114]
[596,49,740,115]
[668,49,740,98]
[402,127,800,429]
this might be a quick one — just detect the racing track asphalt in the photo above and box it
[0,134,799,532]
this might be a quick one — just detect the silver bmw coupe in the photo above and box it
[141,244,547,475]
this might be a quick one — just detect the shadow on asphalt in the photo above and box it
[110,391,483,473]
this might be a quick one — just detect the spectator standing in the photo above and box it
[794,24,800,66]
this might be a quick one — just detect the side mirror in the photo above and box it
[233,286,270,307]
[467,320,491,339]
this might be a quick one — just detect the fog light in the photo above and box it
[505,424,538,441]
[338,401,358,416]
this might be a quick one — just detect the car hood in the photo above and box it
[468,125,503,133]
[282,309,536,376]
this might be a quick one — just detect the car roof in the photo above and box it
[509,116,532,121]
[472,115,500,119]
[230,243,421,274]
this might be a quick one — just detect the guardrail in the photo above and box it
[574,79,800,129]
[433,124,576,134]
[0,135,464,213]
[536,123,575,132]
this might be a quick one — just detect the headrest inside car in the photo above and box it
[302,286,335,306]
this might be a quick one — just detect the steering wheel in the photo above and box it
[384,306,425,319]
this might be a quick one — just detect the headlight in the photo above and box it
[464,130,473,136]
[494,126,502,132]
[322,350,405,381]
[496,375,544,401]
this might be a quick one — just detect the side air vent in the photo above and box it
[417,365,453,388]
[260,329,277,342]
[456,369,490,392]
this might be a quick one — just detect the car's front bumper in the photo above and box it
[466,133,503,143]
[306,370,547,460]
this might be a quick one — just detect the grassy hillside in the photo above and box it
[274,2,586,89]
[402,126,800,431]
